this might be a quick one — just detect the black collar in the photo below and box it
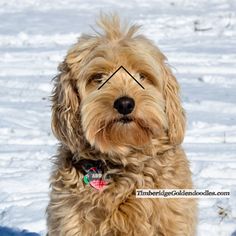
[72,158,123,175]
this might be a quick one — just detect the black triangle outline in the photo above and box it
[97,65,145,90]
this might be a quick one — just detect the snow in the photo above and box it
[0,0,236,235]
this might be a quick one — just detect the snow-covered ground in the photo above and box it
[0,0,236,235]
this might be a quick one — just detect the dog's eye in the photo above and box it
[90,73,104,83]
[139,73,146,80]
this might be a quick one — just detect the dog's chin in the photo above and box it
[91,117,154,155]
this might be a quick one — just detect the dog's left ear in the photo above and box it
[161,63,186,145]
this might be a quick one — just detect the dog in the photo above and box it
[46,14,197,236]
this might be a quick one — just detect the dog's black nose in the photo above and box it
[113,96,135,115]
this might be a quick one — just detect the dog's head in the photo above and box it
[51,14,185,155]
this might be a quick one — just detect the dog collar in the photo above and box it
[72,159,121,190]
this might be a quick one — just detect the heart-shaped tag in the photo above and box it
[90,179,107,190]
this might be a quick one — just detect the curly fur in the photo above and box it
[47,14,197,236]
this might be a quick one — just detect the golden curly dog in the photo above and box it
[47,14,197,236]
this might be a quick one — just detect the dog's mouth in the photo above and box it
[118,116,133,124]
[104,116,153,132]
[104,116,134,126]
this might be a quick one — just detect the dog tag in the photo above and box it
[90,179,107,190]
[83,175,90,185]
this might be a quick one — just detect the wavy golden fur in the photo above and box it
[47,14,197,236]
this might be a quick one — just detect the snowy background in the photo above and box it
[0,0,236,235]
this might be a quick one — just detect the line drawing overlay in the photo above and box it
[98,66,145,90]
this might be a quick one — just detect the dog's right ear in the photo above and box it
[51,36,99,152]
[51,60,82,152]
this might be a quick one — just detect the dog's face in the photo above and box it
[79,42,168,155]
[52,15,185,155]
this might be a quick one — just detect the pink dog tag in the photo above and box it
[90,179,107,190]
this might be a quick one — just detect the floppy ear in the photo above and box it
[51,36,99,152]
[51,61,83,152]
[161,63,186,145]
